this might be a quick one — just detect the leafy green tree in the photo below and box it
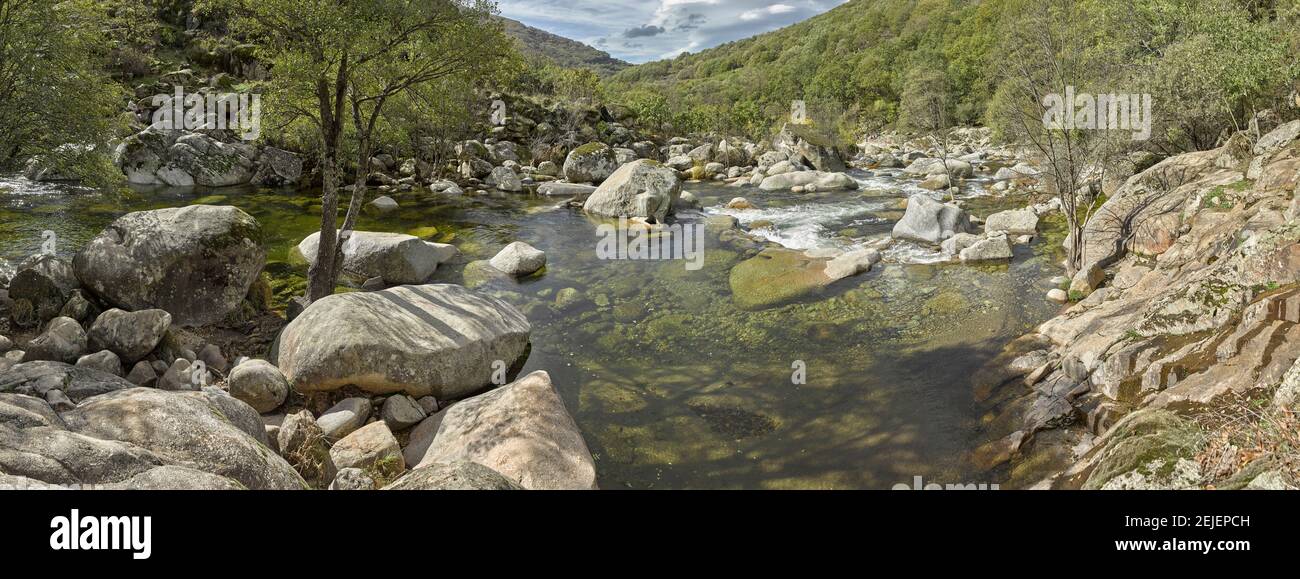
[0,0,126,186]
[207,0,511,301]
[1087,0,1293,150]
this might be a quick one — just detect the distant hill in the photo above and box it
[603,0,1002,135]
[498,17,630,77]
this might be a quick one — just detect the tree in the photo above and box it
[988,0,1108,273]
[209,0,511,302]
[898,63,961,198]
[0,0,125,186]
[1088,0,1293,152]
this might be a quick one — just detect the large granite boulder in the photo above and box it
[891,194,971,245]
[758,171,858,191]
[297,231,456,285]
[277,284,531,399]
[73,205,265,327]
[1,386,305,489]
[582,159,682,223]
[773,123,847,172]
[562,143,620,184]
[1077,149,1218,267]
[418,371,596,490]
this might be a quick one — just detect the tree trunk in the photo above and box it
[306,56,349,302]
[329,137,371,287]
[307,147,339,301]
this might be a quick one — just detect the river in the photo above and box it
[0,169,1065,488]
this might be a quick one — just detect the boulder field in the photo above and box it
[0,205,597,491]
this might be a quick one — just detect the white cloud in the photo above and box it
[497,0,848,64]
[741,4,796,21]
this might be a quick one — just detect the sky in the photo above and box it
[497,0,850,64]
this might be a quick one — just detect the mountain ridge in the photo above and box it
[498,16,630,77]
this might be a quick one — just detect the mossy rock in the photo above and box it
[571,142,609,156]
[728,248,829,310]
[922,290,967,317]
[1082,409,1205,490]
[612,302,646,323]
[193,195,229,205]
[407,226,439,239]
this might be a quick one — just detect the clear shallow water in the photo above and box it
[0,171,1064,489]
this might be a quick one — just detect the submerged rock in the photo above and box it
[729,248,831,310]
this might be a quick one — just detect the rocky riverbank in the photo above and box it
[0,201,597,490]
[973,119,1300,490]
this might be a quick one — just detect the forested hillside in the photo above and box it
[605,0,1300,148]
[497,16,629,77]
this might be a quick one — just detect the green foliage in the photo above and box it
[606,0,1299,150]
[0,0,127,187]
[1088,0,1295,150]
[604,0,1012,140]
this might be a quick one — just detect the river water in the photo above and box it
[0,169,1064,489]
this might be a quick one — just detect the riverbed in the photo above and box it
[0,170,1064,489]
